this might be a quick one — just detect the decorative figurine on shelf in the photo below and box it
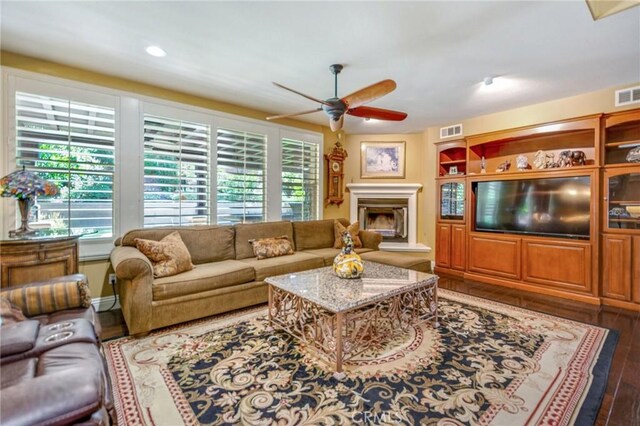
[558,150,572,168]
[496,160,511,173]
[333,232,364,279]
[570,150,587,166]
[534,150,554,169]
[627,146,640,163]
[480,156,487,174]
[516,154,529,171]
[609,207,631,218]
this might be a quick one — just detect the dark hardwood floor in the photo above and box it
[98,277,640,426]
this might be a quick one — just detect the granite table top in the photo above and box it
[265,261,439,313]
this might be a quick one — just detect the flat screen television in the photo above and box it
[474,176,591,239]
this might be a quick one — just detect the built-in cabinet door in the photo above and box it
[602,234,632,301]
[436,224,451,268]
[633,237,640,304]
[451,225,466,271]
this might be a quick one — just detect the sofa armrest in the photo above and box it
[0,369,104,426]
[0,274,91,317]
[110,246,153,280]
[359,230,382,250]
[110,246,154,335]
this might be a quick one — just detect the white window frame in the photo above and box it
[2,67,323,259]
[280,128,323,221]
[3,74,121,259]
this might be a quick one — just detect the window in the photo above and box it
[281,137,320,221]
[216,128,267,224]
[143,115,211,227]
[15,92,115,238]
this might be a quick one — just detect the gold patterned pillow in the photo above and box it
[334,220,363,249]
[1,276,92,317]
[135,231,194,278]
[249,236,294,260]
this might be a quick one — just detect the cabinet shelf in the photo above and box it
[440,159,466,166]
[467,165,599,178]
[606,139,640,148]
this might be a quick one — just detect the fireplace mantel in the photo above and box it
[346,183,431,253]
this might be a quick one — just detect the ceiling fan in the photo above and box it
[266,64,407,132]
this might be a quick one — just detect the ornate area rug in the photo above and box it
[103,290,616,425]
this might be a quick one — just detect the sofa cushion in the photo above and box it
[360,251,431,273]
[0,358,36,388]
[235,221,294,260]
[250,236,294,260]
[303,247,374,266]
[334,220,363,248]
[152,260,255,301]
[120,225,235,264]
[239,252,324,282]
[135,231,194,278]
[292,218,349,251]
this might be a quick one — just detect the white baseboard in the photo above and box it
[92,295,120,312]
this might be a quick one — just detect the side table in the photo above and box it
[1,233,80,288]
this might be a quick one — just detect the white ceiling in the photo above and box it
[1,1,639,134]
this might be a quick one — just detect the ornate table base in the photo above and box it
[268,281,438,376]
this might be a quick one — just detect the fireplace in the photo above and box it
[346,183,430,252]
[358,198,408,243]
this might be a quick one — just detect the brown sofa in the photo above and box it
[0,275,115,426]
[110,218,430,336]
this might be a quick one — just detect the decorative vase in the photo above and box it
[333,232,364,279]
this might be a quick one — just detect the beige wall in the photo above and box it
[322,133,435,258]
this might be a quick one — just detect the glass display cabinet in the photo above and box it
[606,168,640,232]
[439,180,465,221]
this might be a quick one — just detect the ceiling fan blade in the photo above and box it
[341,79,397,109]
[347,106,407,121]
[272,82,331,106]
[329,115,344,132]
[266,108,322,121]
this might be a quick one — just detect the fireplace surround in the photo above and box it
[347,183,430,252]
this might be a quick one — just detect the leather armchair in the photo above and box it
[0,275,116,425]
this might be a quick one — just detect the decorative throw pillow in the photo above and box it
[249,236,294,260]
[1,277,92,317]
[334,220,363,249]
[0,297,27,325]
[135,231,194,278]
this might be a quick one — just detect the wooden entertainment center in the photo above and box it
[435,109,640,311]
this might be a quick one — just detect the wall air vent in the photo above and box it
[615,86,640,107]
[439,123,463,139]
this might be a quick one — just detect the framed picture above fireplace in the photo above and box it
[360,141,406,179]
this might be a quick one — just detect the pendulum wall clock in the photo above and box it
[325,137,348,206]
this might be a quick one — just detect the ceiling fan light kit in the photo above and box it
[267,64,407,131]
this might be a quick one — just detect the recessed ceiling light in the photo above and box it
[146,46,166,57]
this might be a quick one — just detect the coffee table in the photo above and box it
[266,261,439,377]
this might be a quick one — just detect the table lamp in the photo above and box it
[0,166,59,237]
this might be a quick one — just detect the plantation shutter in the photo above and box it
[216,128,267,224]
[15,92,115,237]
[143,115,210,227]
[281,138,320,221]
